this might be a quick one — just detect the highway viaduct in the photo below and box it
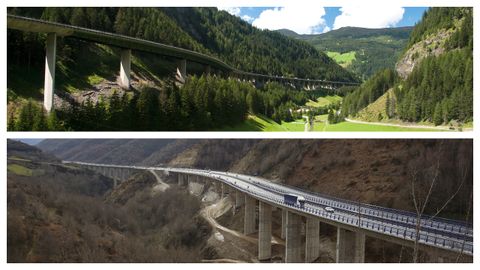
[67,161,473,263]
[7,14,359,113]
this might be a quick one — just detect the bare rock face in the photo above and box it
[396,29,452,79]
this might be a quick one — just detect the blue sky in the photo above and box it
[219,6,428,34]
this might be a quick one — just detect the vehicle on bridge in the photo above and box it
[324,206,335,213]
[284,194,306,208]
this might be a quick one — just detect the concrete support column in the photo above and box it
[176,59,187,83]
[235,190,244,207]
[119,49,131,89]
[244,195,257,235]
[178,174,184,186]
[258,202,272,260]
[305,217,320,262]
[281,209,287,239]
[285,211,302,263]
[44,32,57,113]
[336,228,365,263]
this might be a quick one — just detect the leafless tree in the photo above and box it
[410,141,470,262]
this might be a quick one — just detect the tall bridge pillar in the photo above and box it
[281,209,287,239]
[244,195,257,235]
[235,190,244,208]
[178,174,185,186]
[119,49,131,89]
[305,217,320,262]
[176,59,187,83]
[336,228,365,263]
[285,211,302,263]
[44,32,57,113]
[258,202,272,260]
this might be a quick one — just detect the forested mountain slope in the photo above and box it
[281,26,412,79]
[341,7,472,126]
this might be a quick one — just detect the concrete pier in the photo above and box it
[336,228,365,263]
[285,211,302,263]
[305,217,320,262]
[178,174,185,186]
[235,190,244,207]
[44,33,56,113]
[258,202,272,260]
[244,195,256,234]
[119,49,131,89]
[281,209,287,239]
[176,59,187,83]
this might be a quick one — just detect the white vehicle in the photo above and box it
[325,207,335,213]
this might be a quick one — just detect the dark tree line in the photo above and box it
[8,77,315,131]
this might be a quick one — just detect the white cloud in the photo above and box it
[333,6,405,29]
[218,7,241,16]
[322,26,331,33]
[241,15,254,23]
[252,5,328,34]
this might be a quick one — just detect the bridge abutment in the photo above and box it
[44,32,56,113]
[285,211,302,263]
[244,195,257,235]
[119,49,131,89]
[336,228,365,263]
[258,202,272,260]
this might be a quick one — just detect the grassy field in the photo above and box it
[320,121,441,132]
[326,51,356,67]
[220,113,443,132]
[7,164,33,176]
[306,95,342,107]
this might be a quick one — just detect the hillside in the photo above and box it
[37,139,178,164]
[278,26,412,79]
[38,138,473,220]
[7,140,212,262]
[341,7,472,127]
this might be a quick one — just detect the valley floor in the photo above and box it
[220,114,445,132]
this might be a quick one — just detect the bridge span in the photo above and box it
[8,14,360,112]
[65,161,473,262]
